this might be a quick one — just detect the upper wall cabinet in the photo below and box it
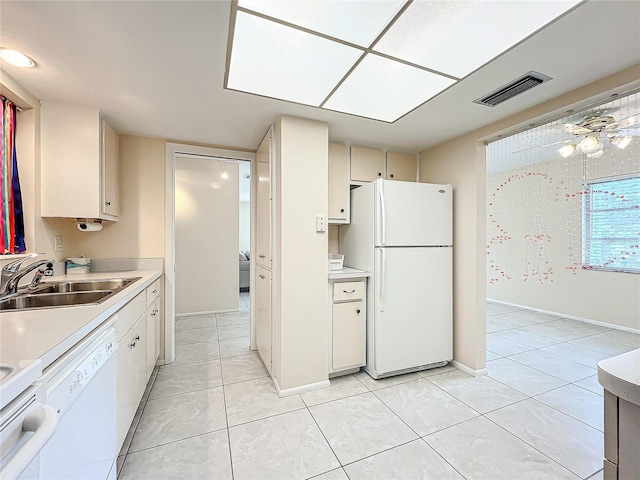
[350,146,384,182]
[41,102,119,220]
[328,143,349,224]
[386,152,417,182]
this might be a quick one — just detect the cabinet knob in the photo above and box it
[130,341,137,348]
[259,274,266,279]
[259,254,266,259]
[135,335,141,341]
[390,174,394,178]
[152,289,158,294]
[378,172,382,176]
[340,208,344,213]
[106,201,111,206]
[356,309,361,314]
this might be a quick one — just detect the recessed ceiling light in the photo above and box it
[237,0,404,47]
[227,11,362,106]
[373,0,581,78]
[323,54,455,122]
[0,48,36,68]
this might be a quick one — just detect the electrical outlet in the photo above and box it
[315,215,327,233]
[54,235,63,252]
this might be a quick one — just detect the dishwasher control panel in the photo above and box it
[44,330,118,418]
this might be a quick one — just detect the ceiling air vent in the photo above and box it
[474,71,552,107]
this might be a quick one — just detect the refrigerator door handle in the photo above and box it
[379,248,385,312]
[378,181,386,246]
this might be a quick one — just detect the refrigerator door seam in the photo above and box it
[379,248,386,312]
[378,180,386,246]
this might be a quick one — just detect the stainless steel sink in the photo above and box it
[0,277,141,311]
[0,291,114,311]
[31,277,140,294]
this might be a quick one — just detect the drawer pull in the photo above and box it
[356,309,361,314]
[343,289,356,294]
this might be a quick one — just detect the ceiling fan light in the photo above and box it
[579,136,603,155]
[610,135,632,149]
[586,149,604,159]
[558,144,576,158]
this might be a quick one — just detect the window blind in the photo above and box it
[583,176,640,272]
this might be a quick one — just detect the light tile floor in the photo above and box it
[117,296,640,479]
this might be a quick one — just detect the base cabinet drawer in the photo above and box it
[333,281,365,302]
[332,301,365,370]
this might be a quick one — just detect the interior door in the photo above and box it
[373,246,452,375]
[376,180,452,247]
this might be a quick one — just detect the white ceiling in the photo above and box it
[1,1,639,153]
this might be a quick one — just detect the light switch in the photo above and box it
[316,215,327,232]
[54,235,63,252]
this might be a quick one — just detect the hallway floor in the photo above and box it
[117,295,640,479]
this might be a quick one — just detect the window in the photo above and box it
[583,176,640,272]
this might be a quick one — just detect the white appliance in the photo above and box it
[0,383,58,480]
[38,327,118,480]
[341,179,453,379]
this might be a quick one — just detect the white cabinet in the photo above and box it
[256,130,272,269]
[386,152,417,182]
[255,265,272,376]
[40,102,119,220]
[329,279,366,375]
[350,146,384,183]
[115,278,162,451]
[328,143,349,224]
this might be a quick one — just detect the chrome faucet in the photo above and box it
[1,255,55,296]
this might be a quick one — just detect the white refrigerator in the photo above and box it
[341,179,453,379]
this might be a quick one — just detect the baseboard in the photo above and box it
[486,298,640,335]
[451,360,488,377]
[273,377,330,398]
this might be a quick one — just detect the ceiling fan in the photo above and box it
[556,110,639,158]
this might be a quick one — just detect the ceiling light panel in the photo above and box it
[227,11,362,106]
[237,0,405,47]
[374,0,581,78]
[323,54,455,122]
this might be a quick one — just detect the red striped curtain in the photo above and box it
[1,95,26,254]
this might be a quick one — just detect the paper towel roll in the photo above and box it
[76,220,102,232]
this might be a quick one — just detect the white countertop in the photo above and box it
[598,348,640,406]
[0,268,162,375]
[328,267,370,280]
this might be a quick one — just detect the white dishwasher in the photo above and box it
[38,325,118,480]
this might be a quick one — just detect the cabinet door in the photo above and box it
[256,132,271,268]
[116,327,136,450]
[146,298,160,382]
[386,152,416,182]
[328,143,349,223]
[101,119,120,217]
[350,146,384,182]
[332,301,365,370]
[132,317,148,407]
[255,265,272,375]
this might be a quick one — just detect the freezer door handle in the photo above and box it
[378,181,386,246]
[379,248,385,312]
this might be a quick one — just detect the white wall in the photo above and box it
[175,156,239,315]
[239,202,250,252]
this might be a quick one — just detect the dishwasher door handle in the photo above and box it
[1,404,59,480]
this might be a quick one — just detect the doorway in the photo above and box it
[165,144,255,364]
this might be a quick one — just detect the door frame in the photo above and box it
[165,143,255,364]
